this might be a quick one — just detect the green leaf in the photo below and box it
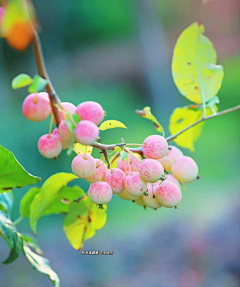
[20,187,40,218]
[172,22,224,104]
[63,196,107,250]
[120,151,128,161]
[23,244,60,287]
[0,145,41,190]
[114,146,122,153]
[136,106,164,135]
[29,173,78,234]
[99,120,127,131]
[12,74,33,89]
[0,211,22,264]
[28,75,48,93]
[0,192,13,215]
[21,234,42,255]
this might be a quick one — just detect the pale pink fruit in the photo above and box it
[22,92,51,121]
[58,102,76,122]
[143,135,168,159]
[76,101,104,125]
[118,188,139,201]
[134,196,145,206]
[38,134,62,158]
[155,182,182,208]
[105,168,125,194]
[0,7,5,25]
[143,183,162,209]
[172,156,198,183]
[117,154,141,172]
[74,120,99,145]
[139,159,164,183]
[86,159,108,183]
[124,172,147,197]
[52,128,71,150]
[158,145,183,172]
[71,154,96,179]
[58,120,72,142]
[164,174,181,189]
[88,182,112,204]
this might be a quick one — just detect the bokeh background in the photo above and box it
[0,0,240,286]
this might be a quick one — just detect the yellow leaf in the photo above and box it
[172,22,224,104]
[73,143,93,155]
[99,120,127,131]
[169,106,218,151]
[136,106,164,135]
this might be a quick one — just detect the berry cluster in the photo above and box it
[22,93,199,209]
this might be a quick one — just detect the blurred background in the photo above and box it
[0,0,239,286]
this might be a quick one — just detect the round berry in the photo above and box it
[74,120,99,145]
[124,172,147,197]
[118,188,139,201]
[88,181,112,204]
[164,174,181,189]
[105,168,125,194]
[52,128,71,150]
[76,101,104,125]
[22,92,51,121]
[58,120,72,142]
[158,145,183,172]
[155,182,182,208]
[143,183,162,209]
[58,102,76,122]
[134,196,145,206]
[139,159,164,183]
[117,154,141,172]
[143,135,168,159]
[86,159,108,183]
[172,156,198,183]
[71,154,96,179]
[38,134,62,159]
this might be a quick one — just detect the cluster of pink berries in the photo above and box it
[22,92,199,210]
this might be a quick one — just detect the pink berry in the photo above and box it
[118,188,139,201]
[158,145,183,172]
[124,172,147,197]
[0,7,5,25]
[105,168,125,194]
[76,101,104,125]
[88,181,112,204]
[134,196,145,206]
[74,120,99,145]
[139,159,164,183]
[52,128,71,150]
[164,174,181,189]
[58,120,72,142]
[143,135,168,159]
[38,134,62,158]
[143,183,162,209]
[22,92,51,121]
[155,182,182,208]
[86,159,108,183]
[172,156,199,183]
[58,102,76,122]
[71,154,96,179]
[117,154,141,172]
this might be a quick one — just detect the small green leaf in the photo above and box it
[0,145,41,190]
[23,244,60,287]
[28,75,48,93]
[72,113,80,124]
[120,151,128,161]
[63,196,107,250]
[99,120,127,131]
[114,146,122,153]
[21,234,42,255]
[0,211,22,264]
[29,173,78,234]
[20,187,40,218]
[0,192,13,215]
[12,74,33,89]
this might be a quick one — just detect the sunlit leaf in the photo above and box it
[169,105,218,151]
[63,196,107,250]
[28,75,48,93]
[29,173,77,234]
[0,145,41,190]
[0,192,13,215]
[73,143,93,155]
[99,120,127,131]
[0,211,22,264]
[23,244,60,287]
[12,73,32,89]
[136,106,164,135]
[172,22,224,104]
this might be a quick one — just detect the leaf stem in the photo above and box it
[13,216,24,226]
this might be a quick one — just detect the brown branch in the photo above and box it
[166,104,240,142]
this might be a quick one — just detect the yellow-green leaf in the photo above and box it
[63,196,107,250]
[169,106,218,151]
[136,106,164,135]
[99,120,127,131]
[12,73,33,89]
[73,143,93,155]
[172,22,224,104]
